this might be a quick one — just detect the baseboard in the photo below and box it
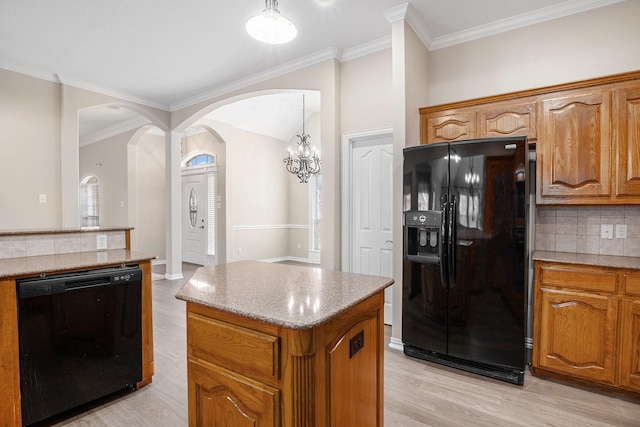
[262,256,320,265]
[164,273,184,280]
[151,259,166,266]
[388,337,404,352]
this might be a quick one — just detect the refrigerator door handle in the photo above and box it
[439,201,448,289]
[448,197,457,287]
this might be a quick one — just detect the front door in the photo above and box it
[351,135,394,324]
[181,168,217,265]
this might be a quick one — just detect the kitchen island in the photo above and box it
[176,261,393,427]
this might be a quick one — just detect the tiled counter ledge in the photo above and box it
[176,260,393,425]
[533,250,640,270]
[0,249,156,279]
[0,226,133,259]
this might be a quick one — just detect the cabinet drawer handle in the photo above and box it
[551,301,577,309]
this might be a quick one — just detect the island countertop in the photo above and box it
[175,260,394,330]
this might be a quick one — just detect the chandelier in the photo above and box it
[284,94,321,183]
[246,0,297,45]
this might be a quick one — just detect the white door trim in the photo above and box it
[341,128,393,273]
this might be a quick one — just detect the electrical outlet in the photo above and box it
[38,194,47,204]
[616,224,628,239]
[96,234,108,250]
[600,224,614,240]
[238,247,242,254]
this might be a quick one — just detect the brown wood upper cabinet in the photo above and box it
[615,85,640,198]
[419,70,640,205]
[420,99,536,144]
[423,110,476,143]
[538,89,611,203]
[479,100,537,140]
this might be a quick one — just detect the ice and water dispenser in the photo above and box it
[404,210,442,263]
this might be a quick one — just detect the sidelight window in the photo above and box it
[80,175,100,227]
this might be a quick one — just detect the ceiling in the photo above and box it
[1,0,623,141]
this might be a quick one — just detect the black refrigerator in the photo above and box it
[402,136,527,385]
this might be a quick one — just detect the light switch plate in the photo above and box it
[601,224,614,239]
[615,224,628,239]
[96,234,108,250]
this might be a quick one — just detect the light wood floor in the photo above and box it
[46,263,639,426]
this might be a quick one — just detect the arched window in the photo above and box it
[80,175,100,227]
[186,154,215,167]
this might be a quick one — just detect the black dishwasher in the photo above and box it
[17,265,143,426]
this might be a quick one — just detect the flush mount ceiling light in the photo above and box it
[246,0,297,44]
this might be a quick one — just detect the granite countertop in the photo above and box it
[0,226,133,236]
[533,250,640,270]
[175,261,394,330]
[0,249,156,279]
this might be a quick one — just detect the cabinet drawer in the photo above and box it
[540,265,618,293]
[624,275,640,296]
[188,313,279,382]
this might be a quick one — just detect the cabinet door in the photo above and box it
[422,111,475,144]
[188,359,279,427]
[619,299,640,391]
[329,316,379,427]
[478,101,537,140]
[538,90,611,203]
[614,86,640,199]
[536,288,618,385]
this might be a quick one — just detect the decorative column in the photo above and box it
[165,131,183,279]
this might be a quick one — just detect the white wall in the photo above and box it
[0,69,61,229]
[390,19,431,344]
[427,1,640,106]
[173,59,342,270]
[79,131,134,227]
[341,49,393,135]
[61,85,170,228]
[134,132,166,258]
[228,126,290,262]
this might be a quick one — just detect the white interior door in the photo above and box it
[182,172,207,265]
[351,136,394,324]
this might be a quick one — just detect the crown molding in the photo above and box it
[384,3,433,50]
[80,116,151,146]
[170,47,340,111]
[0,61,60,84]
[0,62,170,110]
[430,0,626,50]
[56,73,168,110]
[340,36,391,62]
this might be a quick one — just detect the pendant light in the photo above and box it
[284,94,321,183]
[246,0,297,44]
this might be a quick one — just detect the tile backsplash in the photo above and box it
[0,231,127,260]
[535,206,640,257]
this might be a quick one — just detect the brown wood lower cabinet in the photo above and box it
[186,291,384,427]
[533,261,640,396]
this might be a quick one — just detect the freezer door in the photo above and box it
[402,143,449,354]
[446,137,526,371]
